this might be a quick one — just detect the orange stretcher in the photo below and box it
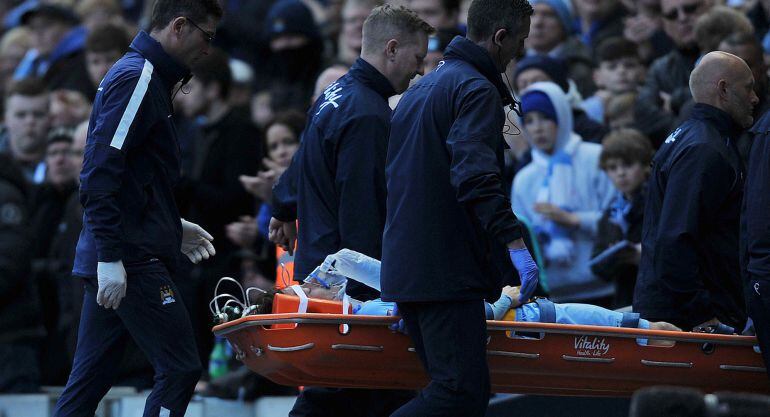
[212,294,770,397]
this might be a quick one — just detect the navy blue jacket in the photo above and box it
[743,111,770,285]
[635,104,746,330]
[381,36,523,303]
[272,58,395,299]
[73,31,190,277]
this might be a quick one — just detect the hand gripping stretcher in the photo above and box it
[213,293,770,397]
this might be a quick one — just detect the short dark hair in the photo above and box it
[596,37,639,63]
[721,30,762,51]
[599,128,654,170]
[85,23,131,54]
[192,47,232,98]
[361,4,435,55]
[5,78,47,103]
[441,0,461,14]
[150,0,223,32]
[266,110,306,139]
[467,0,533,42]
[3,78,48,109]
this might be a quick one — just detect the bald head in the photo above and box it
[689,51,758,127]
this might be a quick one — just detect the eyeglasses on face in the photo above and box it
[186,17,215,44]
[662,3,701,21]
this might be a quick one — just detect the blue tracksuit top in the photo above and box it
[73,31,190,277]
[381,36,523,303]
[635,103,746,330]
[272,58,395,299]
[743,109,770,283]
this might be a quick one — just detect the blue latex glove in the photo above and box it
[509,248,539,304]
[389,304,408,334]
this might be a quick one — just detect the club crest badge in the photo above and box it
[160,285,176,305]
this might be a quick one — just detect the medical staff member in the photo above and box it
[636,51,757,333]
[743,65,770,382]
[381,0,539,415]
[269,4,434,416]
[53,1,222,416]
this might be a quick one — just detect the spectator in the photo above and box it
[748,0,770,46]
[604,91,637,129]
[634,0,712,147]
[175,47,261,372]
[623,0,674,64]
[338,0,383,65]
[572,0,627,57]
[635,51,756,331]
[592,129,654,308]
[512,82,614,305]
[0,27,32,111]
[17,4,95,98]
[84,22,131,94]
[0,154,43,393]
[264,0,325,103]
[582,37,645,125]
[49,89,91,128]
[514,55,609,143]
[29,128,80,385]
[0,78,50,184]
[312,63,349,102]
[693,5,753,54]
[229,110,306,289]
[409,0,459,30]
[74,0,126,31]
[228,58,255,110]
[526,0,595,96]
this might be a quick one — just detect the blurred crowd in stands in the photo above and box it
[1,0,768,400]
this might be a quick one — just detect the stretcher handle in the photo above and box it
[212,313,759,346]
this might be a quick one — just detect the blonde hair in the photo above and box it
[361,4,435,55]
[0,27,32,56]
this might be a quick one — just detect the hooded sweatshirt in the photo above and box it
[512,81,614,302]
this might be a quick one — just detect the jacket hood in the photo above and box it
[522,81,575,153]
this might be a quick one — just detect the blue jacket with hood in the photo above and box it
[635,103,746,330]
[271,58,395,300]
[380,36,523,303]
[73,31,190,277]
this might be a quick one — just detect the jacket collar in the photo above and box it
[129,31,190,90]
[691,103,742,139]
[349,58,397,99]
[444,36,514,107]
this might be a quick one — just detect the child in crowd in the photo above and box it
[582,37,645,125]
[592,129,654,309]
[512,81,615,305]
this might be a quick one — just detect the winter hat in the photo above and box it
[265,0,320,42]
[529,0,574,34]
[514,55,569,93]
[521,90,557,121]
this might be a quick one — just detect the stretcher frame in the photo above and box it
[212,295,770,397]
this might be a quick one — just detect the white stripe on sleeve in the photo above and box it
[109,59,154,150]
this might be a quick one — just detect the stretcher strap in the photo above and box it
[289,285,309,313]
[341,294,350,333]
[620,312,640,328]
[535,298,556,323]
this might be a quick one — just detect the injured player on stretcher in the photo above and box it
[266,250,681,346]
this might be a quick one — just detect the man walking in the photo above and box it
[54,1,222,416]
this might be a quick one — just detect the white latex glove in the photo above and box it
[181,218,216,263]
[97,260,127,310]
